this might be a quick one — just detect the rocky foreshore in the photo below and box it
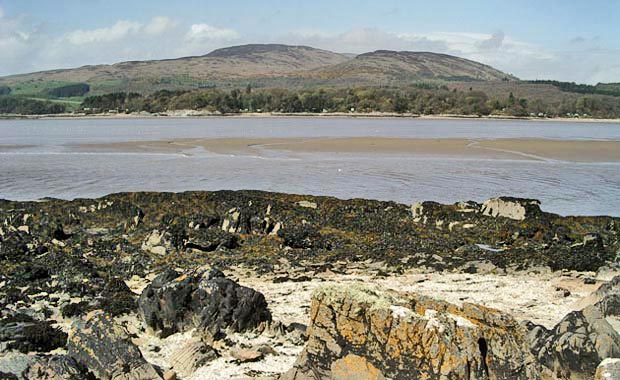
[1,191,619,379]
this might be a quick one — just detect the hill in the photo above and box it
[0,44,350,95]
[0,44,516,96]
[309,50,516,83]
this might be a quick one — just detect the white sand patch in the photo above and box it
[233,268,603,329]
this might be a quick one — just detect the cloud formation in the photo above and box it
[0,14,617,84]
[65,21,143,45]
[143,16,177,36]
[186,24,239,42]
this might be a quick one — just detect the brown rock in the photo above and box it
[282,284,540,380]
[331,354,385,380]
[162,370,176,380]
[230,347,264,363]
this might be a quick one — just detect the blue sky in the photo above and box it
[1,0,619,83]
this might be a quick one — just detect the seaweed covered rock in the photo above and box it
[0,314,67,353]
[283,284,540,380]
[138,268,271,338]
[67,311,162,380]
[23,355,85,380]
[185,228,239,252]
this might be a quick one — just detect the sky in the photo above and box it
[0,0,619,83]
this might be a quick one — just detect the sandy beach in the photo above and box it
[70,137,620,162]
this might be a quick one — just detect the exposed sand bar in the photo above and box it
[68,137,620,162]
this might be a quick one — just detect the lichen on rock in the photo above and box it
[283,283,541,380]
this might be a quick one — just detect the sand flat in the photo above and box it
[73,137,620,162]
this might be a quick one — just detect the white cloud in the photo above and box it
[63,17,177,45]
[286,29,563,79]
[143,16,176,36]
[0,5,4,18]
[186,23,239,42]
[65,20,142,45]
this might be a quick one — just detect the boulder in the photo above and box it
[141,230,172,255]
[66,311,162,380]
[138,268,271,338]
[481,197,541,221]
[282,284,540,380]
[525,304,620,380]
[595,358,620,380]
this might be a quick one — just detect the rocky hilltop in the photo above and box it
[1,191,619,379]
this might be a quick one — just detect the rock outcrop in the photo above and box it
[525,276,620,380]
[138,268,271,338]
[1,191,619,379]
[481,197,541,221]
[67,311,162,380]
[283,284,541,380]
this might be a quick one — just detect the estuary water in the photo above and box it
[1,117,619,216]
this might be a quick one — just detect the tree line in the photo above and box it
[80,86,620,118]
[0,96,66,115]
[527,80,620,97]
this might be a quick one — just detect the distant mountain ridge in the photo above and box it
[0,44,516,95]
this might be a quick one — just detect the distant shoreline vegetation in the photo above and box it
[77,85,620,119]
[1,82,619,119]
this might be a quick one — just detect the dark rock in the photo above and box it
[67,311,162,380]
[272,275,312,283]
[138,268,271,338]
[185,229,239,252]
[0,314,67,353]
[277,224,326,249]
[96,277,137,316]
[525,305,620,380]
[24,355,86,380]
[61,302,90,319]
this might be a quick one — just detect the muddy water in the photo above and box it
[1,117,619,216]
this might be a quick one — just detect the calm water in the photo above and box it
[1,117,620,216]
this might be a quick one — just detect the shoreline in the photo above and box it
[1,111,620,124]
